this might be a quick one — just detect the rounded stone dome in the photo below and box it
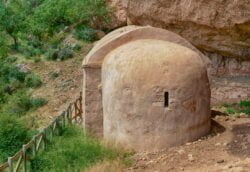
[102,39,211,151]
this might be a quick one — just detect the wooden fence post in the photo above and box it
[22,145,27,172]
[32,136,37,156]
[62,111,66,128]
[68,104,72,125]
[42,129,46,150]
[79,92,82,116]
[8,157,12,172]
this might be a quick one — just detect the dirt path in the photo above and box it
[127,114,250,172]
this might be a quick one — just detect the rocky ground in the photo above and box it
[127,114,250,172]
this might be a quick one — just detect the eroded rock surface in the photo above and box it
[107,0,250,104]
[109,0,250,60]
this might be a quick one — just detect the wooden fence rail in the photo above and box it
[0,92,83,172]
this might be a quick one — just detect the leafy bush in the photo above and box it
[58,46,74,61]
[45,48,59,61]
[19,44,43,58]
[0,34,9,58]
[28,0,110,39]
[31,126,129,171]
[31,98,48,108]
[0,91,46,117]
[33,56,41,63]
[25,74,43,88]
[222,100,250,116]
[47,33,67,49]
[46,46,74,61]
[0,63,27,82]
[240,109,250,115]
[71,43,82,51]
[226,108,236,114]
[5,56,18,63]
[240,101,250,107]
[0,116,31,163]
[0,91,33,117]
[74,26,98,42]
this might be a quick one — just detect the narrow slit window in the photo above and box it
[164,92,169,107]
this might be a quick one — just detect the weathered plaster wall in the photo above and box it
[83,67,103,136]
[102,40,211,151]
[82,26,209,136]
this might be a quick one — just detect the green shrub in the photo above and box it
[33,56,41,63]
[0,116,31,162]
[25,74,43,88]
[58,47,74,61]
[45,48,59,60]
[6,56,18,63]
[31,126,128,171]
[31,98,48,108]
[240,101,250,107]
[221,101,250,116]
[4,79,22,95]
[0,84,8,104]
[28,0,110,39]
[240,109,250,115]
[21,45,43,58]
[0,91,33,117]
[0,34,8,58]
[71,43,81,51]
[48,33,67,49]
[0,63,27,82]
[0,91,46,117]
[46,46,74,61]
[74,26,98,42]
[226,108,236,114]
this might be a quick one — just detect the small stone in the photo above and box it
[148,160,154,164]
[217,159,225,163]
[215,116,221,120]
[215,142,221,146]
[188,154,194,162]
[186,142,191,146]
[177,149,185,155]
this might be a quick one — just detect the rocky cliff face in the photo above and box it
[109,0,250,59]
[108,0,250,104]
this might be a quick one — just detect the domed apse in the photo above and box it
[82,26,211,151]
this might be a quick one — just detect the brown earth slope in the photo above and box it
[25,43,93,128]
[127,114,250,172]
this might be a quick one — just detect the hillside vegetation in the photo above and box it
[0,0,130,170]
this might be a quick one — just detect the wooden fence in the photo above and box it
[0,92,83,172]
